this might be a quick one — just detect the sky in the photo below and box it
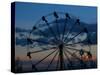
[14,2,97,71]
[15,2,97,59]
[15,2,97,29]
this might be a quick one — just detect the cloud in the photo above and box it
[16,37,27,46]
[15,19,97,47]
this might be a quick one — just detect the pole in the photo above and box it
[59,44,64,70]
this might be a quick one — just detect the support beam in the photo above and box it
[59,44,64,70]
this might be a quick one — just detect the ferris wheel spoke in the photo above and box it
[62,13,71,41]
[42,16,59,43]
[56,55,59,70]
[63,23,76,42]
[29,47,57,54]
[53,12,61,40]
[34,50,57,66]
[27,38,54,46]
[65,40,85,46]
[65,39,92,53]
[64,48,81,61]
[63,18,83,42]
[65,37,92,52]
[56,20,60,40]
[65,46,80,52]
[65,46,88,53]
[65,30,83,44]
[34,27,57,44]
[63,59,66,69]
[46,51,58,70]
[62,21,68,41]
[63,50,72,67]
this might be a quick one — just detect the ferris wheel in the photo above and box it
[26,11,92,71]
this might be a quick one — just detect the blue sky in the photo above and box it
[14,2,97,68]
[15,2,97,29]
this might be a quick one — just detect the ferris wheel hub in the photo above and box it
[58,44,64,50]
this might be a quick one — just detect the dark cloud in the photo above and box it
[15,19,97,47]
[16,37,27,46]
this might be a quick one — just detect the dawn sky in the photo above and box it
[14,2,97,72]
[15,2,97,29]
[15,2,97,58]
